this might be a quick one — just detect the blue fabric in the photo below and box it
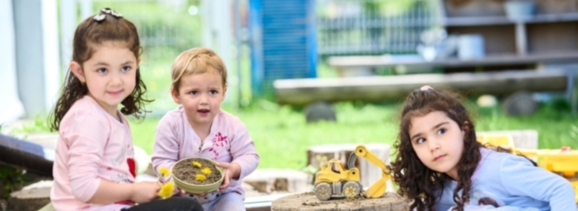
[436,148,576,211]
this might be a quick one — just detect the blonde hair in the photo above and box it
[171,47,227,93]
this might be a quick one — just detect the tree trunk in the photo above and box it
[271,192,409,211]
[7,186,50,211]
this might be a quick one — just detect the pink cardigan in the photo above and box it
[51,95,135,211]
[152,106,260,197]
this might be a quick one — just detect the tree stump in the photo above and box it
[271,192,409,211]
[477,130,538,150]
[305,102,336,123]
[502,91,538,116]
[7,181,52,211]
[244,169,312,194]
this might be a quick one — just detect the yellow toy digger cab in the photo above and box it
[313,145,390,201]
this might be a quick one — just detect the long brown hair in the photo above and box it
[391,88,482,211]
[49,8,151,131]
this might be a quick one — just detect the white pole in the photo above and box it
[206,0,235,103]
[0,0,25,125]
[80,0,93,19]
[42,0,61,111]
[201,0,213,48]
[60,0,77,76]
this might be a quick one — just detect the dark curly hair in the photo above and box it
[49,8,152,131]
[391,88,482,211]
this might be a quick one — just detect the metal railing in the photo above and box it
[316,0,440,56]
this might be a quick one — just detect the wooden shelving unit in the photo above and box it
[441,0,578,59]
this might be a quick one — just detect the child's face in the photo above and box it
[408,111,465,180]
[172,71,227,130]
[71,41,138,117]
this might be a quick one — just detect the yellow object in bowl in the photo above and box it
[172,157,224,194]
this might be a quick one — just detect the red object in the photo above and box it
[127,158,136,177]
[561,146,572,152]
[115,200,135,205]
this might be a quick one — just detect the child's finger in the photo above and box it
[219,172,230,189]
[216,162,230,169]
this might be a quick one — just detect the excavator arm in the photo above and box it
[347,145,390,198]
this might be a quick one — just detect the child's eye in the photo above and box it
[438,128,446,134]
[188,91,198,95]
[97,68,107,73]
[121,66,132,72]
[209,90,218,95]
[415,138,425,144]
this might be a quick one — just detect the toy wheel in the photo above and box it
[314,182,332,201]
[342,181,361,199]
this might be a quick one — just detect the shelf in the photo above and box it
[444,13,578,27]
[328,51,578,68]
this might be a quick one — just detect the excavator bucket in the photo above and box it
[364,177,387,198]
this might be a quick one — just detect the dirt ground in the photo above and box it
[173,158,222,185]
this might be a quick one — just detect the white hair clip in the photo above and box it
[93,14,106,22]
[93,8,123,22]
[101,8,123,18]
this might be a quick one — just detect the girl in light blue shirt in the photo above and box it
[391,87,575,211]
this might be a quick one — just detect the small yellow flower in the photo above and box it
[158,182,175,199]
[159,167,170,177]
[192,161,202,168]
[201,167,212,175]
[195,174,206,182]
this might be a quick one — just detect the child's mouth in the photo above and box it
[108,90,123,96]
[434,155,445,161]
[197,109,210,114]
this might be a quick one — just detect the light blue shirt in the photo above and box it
[435,148,576,211]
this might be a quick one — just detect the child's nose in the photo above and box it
[110,75,122,86]
[199,94,209,104]
[428,138,440,151]
[109,71,123,86]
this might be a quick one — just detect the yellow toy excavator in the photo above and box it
[313,145,390,201]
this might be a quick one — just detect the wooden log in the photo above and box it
[271,192,409,211]
[244,169,312,194]
[7,181,52,211]
[0,134,53,177]
[274,70,568,105]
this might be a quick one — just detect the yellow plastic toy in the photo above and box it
[313,145,390,201]
[477,134,578,202]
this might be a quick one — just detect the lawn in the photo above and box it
[129,99,578,170]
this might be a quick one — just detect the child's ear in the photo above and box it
[461,121,470,137]
[171,87,181,104]
[69,62,85,83]
[462,121,470,131]
[222,85,228,96]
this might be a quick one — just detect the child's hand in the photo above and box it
[130,181,160,203]
[216,162,240,190]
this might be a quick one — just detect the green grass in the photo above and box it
[129,100,578,170]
